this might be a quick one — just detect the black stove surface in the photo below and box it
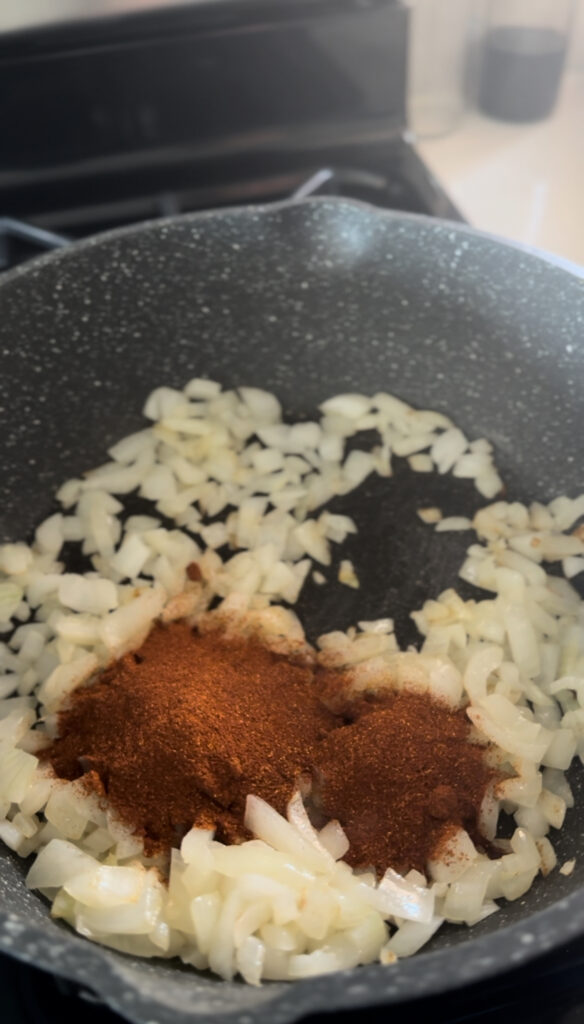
[0,140,463,280]
[3,939,584,1024]
[0,147,462,272]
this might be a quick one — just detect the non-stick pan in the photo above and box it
[0,197,583,1023]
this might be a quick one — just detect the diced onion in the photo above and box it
[1,379,583,985]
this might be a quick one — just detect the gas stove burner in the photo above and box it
[292,167,391,201]
[0,218,68,270]
[0,153,462,272]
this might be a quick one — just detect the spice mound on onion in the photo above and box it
[41,618,498,878]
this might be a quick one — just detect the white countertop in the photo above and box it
[417,71,584,268]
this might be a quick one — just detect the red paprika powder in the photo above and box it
[44,621,496,875]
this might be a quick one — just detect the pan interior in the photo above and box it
[0,198,583,1020]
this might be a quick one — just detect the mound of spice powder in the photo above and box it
[44,621,496,875]
[312,692,494,875]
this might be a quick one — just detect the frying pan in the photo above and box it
[0,197,583,1023]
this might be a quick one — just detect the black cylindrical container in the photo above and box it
[479,25,568,122]
[478,0,573,123]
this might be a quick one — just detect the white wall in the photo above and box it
[568,0,584,68]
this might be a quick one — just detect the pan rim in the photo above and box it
[1,882,584,1022]
[0,195,582,293]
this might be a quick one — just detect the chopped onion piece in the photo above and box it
[318,820,350,861]
[382,916,444,958]
[286,792,335,868]
[245,794,331,874]
[375,867,434,923]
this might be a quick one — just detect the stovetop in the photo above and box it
[0,153,460,272]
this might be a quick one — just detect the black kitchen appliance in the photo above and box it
[0,0,459,267]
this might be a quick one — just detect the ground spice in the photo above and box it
[43,622,496,874]
[45,623,338,855]
[312,691,494,875]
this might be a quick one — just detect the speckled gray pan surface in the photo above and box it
[0,198,584,1023]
